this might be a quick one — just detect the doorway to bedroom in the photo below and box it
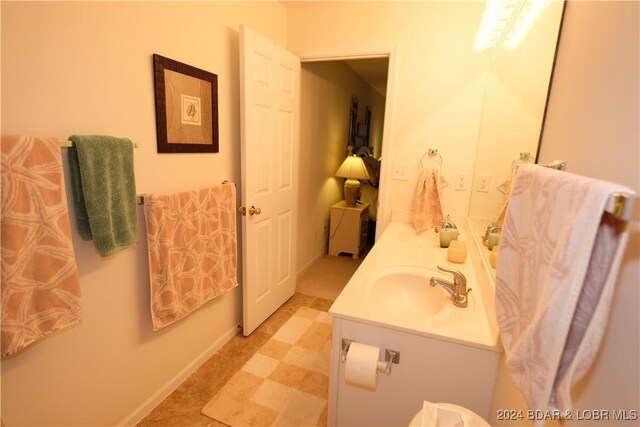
[295,56,390,286]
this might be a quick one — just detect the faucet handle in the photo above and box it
[436,265,467,287]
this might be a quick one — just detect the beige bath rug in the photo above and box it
[201,307,332,426]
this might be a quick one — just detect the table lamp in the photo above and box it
[335,154,370,207]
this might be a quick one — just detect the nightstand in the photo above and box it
[328,201,370,259]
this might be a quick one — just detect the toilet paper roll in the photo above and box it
[344,342,380,389]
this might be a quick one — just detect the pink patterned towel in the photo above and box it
[413,167,445,232]
[144,184,238,331]
[496,164,634,415]
[1,135,82,356]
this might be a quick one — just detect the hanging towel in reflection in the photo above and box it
[67,135,137,257]
[1,135,82,356]
[497,157,533,226]
[144,184,238,331]
[495,164,634,417]
[413,167,446,232]
[496,176,512,227]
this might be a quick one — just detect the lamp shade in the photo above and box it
[335,155,370,207]
[335,155,371,180]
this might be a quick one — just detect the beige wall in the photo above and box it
[4,1,637,426]
[286,1,488,229]
[1,2,286,426]
[490,1,640,425]
[297,61,385,272]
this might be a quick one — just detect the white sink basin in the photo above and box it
[329,222,500,351]
[360,266,450,320]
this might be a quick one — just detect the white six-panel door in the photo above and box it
[239,25,300,336]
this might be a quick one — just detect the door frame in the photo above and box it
[298,45,400,241]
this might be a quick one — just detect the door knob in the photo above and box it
[238,206,262,216]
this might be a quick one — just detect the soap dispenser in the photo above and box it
[436,214,459,248]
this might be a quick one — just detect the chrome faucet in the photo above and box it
[434,214,457,233]
[429,265,471,308]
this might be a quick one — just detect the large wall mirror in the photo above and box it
[468,1,566,279]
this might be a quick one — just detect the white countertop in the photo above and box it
[329,220,501,352]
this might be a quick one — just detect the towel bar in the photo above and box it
[540,161,636,221]
[136,181,235,205]
[606,192,636,221]
[59,139,138,149]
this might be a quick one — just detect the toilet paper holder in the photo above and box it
[341,339,400,375]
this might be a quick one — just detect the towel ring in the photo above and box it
[511,152,533,170]
[421,148,443,169]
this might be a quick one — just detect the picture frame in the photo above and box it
[153,54,219,153]
[363,106,372,147]
[348,96,358,149]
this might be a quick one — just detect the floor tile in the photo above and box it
[242,353,280,378]
[268,361,310,388]
[137,245,363,427]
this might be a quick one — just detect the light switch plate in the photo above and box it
[392,163,409,181]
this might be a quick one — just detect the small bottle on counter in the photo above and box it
[447,240,468,263]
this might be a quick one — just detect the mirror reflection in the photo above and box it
[468,1,565,278]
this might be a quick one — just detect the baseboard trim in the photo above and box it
[296,250,325,280]
[117,324,240,426]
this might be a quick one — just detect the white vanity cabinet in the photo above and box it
[328,317,500,426]
[327,221,502,426]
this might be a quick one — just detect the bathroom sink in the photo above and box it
[361,266,449,320]
[330,222,497,350]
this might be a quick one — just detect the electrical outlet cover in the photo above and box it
[455,174,468,191]
[478,175,491,192]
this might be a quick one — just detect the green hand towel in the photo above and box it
[68,135,138,256]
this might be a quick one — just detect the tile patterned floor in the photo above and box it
[201,307,332,426]
[136,294,334,427]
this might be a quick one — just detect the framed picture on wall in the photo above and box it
[348,96,358,149]
[152,54,219,153]
[364,106,371,147]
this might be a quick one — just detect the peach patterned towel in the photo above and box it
[495,164,634,416]
[144,184,238,330]
[1,135,82,356]
[413,167,445,232]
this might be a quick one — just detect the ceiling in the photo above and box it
[343,57,389,97]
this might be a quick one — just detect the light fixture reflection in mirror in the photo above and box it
[469,0,565,282]
[474,0,553,51]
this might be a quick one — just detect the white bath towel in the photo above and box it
[495,164,634,415]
